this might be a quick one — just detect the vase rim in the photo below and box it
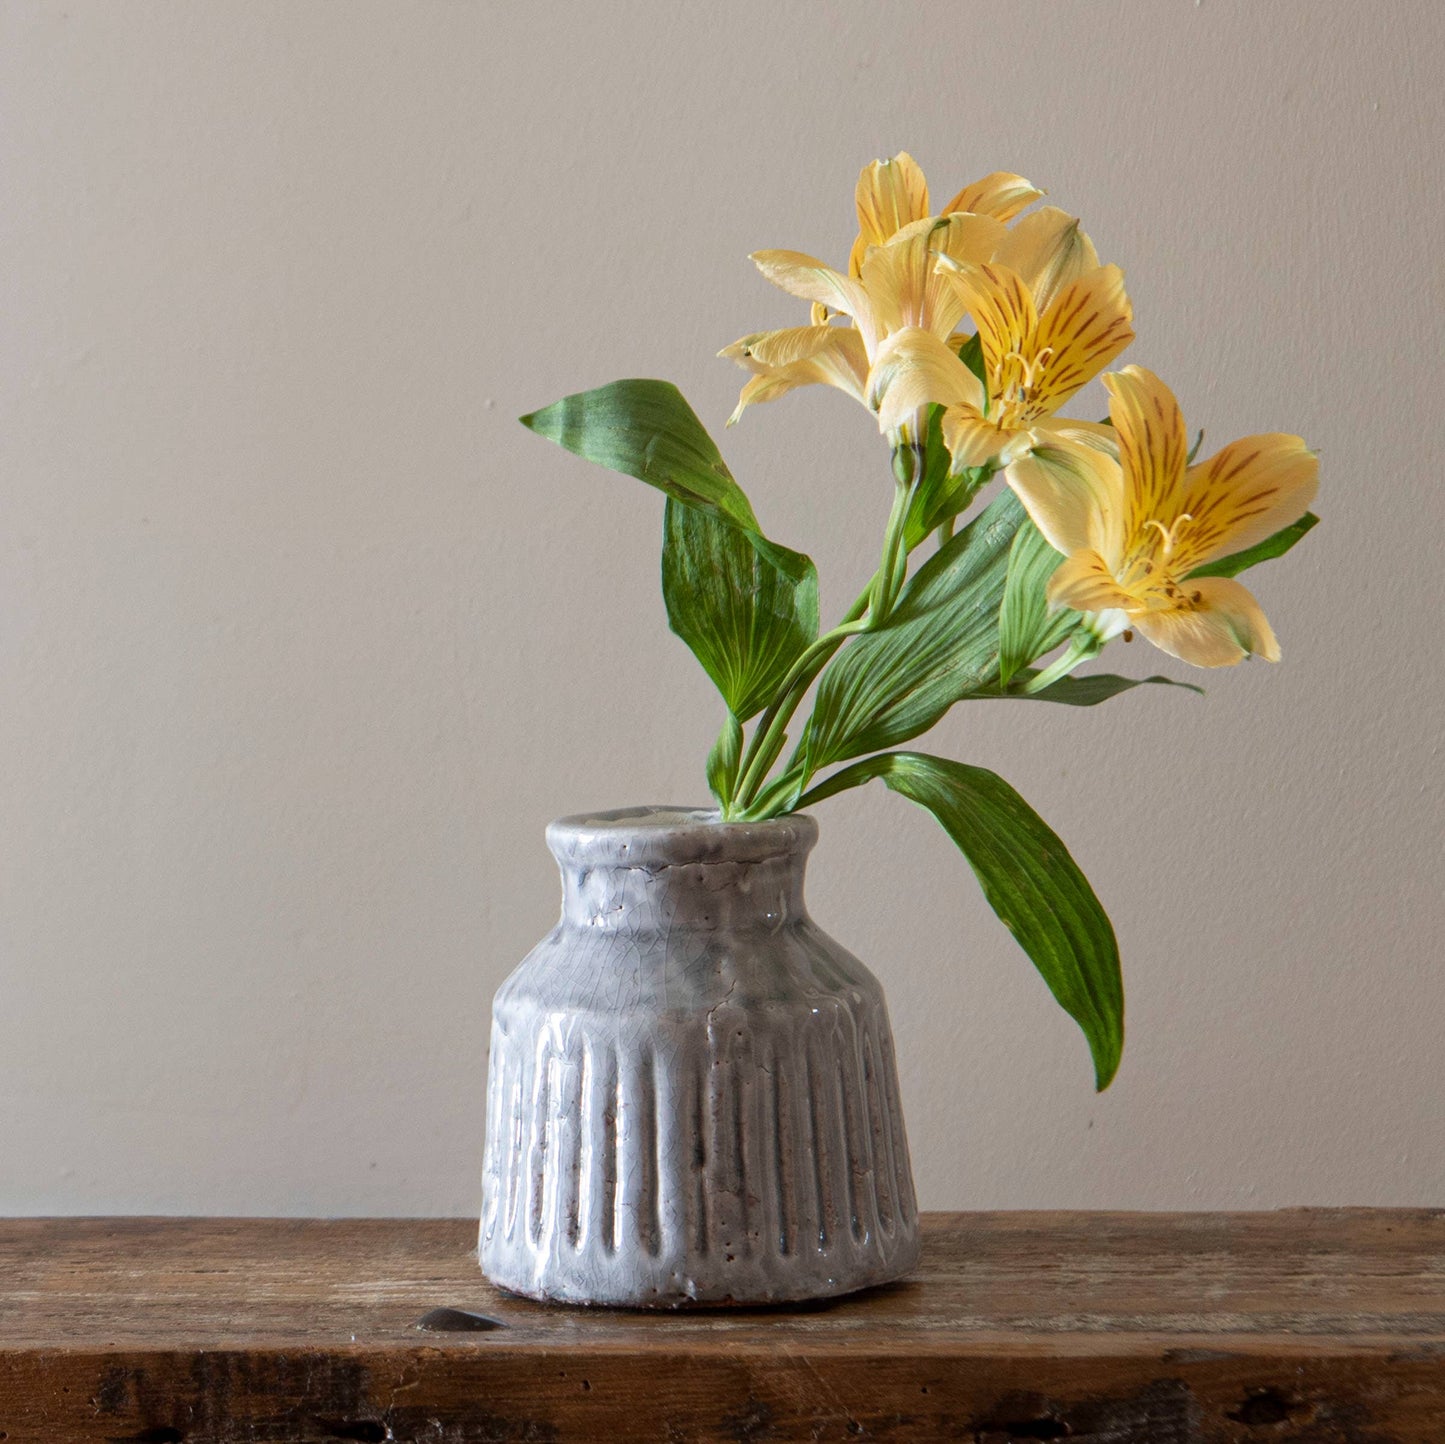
[546,804,818,868]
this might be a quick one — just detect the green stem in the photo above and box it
[732,467,919,816]
[730,606,871,811]
[871,474,914,618]
[1023,635,1100,694]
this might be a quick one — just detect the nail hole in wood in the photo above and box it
[414,1306,506,1332]
[1227,1387,1303,1426]
[317,1422,388,1442]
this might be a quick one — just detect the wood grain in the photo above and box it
[1,1211,1442,1441]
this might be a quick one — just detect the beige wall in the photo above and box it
[2,0,1442,1215]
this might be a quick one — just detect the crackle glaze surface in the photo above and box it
[479,806,921,1307]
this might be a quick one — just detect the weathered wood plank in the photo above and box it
[0,1211,1441,1441]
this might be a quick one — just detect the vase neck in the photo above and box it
[546,806,816,934]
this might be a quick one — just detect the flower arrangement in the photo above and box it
[521,152,1318,1091]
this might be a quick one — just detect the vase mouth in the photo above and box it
[546,804,817,868]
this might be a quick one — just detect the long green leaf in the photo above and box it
[802,488,1027,771]
[1186,511,1319,580]
[523,379,818,720]
[993,671,1203,706]
[798,751,1124,1090]
[997,521,1079,686]
[522,377,753,520]
[706,712,744,809]
[521,378,811,583]
[663,499,819,721]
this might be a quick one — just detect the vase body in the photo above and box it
[479,806,921,1307]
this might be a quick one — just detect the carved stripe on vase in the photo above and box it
[769,1042,795,1258]
[705,1046,745,1263]
[481,1037,503,1246]
[787,1024,818,1253]
[834,1009,869,1248]
[563,1034,586,1248]
[651,1042,685,1262]
[526,1034,554,1250]
[619,1041,662,1258]
[579,1036,619,1256]
[862,1027,897,1237]
[731,1052,752,1261]
[803,1036,836,1251]
[745,1034,774,1264]
[501,1049,524,1246]
[878,1020,918,1225]
[689,1047,709,1256]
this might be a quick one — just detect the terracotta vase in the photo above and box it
[480,806,920,1306]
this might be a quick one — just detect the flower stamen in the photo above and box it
[1143,513,1193,559]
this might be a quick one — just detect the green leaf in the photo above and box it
[1185,511,1319,580]
[664,499,819,721]
[523,379,819,720]
[802,487,1027,771]
[997,671,1204,706]
[522,377,754,525]
[956,331,987,391]
[521,378,811,584]
[706,713,744,810]
[797,751,1123,1090]
[997,521,1078,686]
[902,405,989,550]
[742,764,807,821]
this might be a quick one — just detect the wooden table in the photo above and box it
[1,1211,1442,1442]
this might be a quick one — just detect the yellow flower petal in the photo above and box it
[993,206,1101,314]
[1030,264,1135,415]
[722,326,870,424]
[1132,576,1280,666]
[936,261,1038,391]
[1006,442,1126,557]
[749,250,873,330]
[869,326,983,432]
[942,410,1010,469]
[939,171,1043,224]
[849,152,931,276]
[1046,548,1139,614]
[1031,417,1121,457]
[1103,365,1190,538]
[862,215,1007,340]
[727,371,799,425]
[721,325,846,370]
[1170,434,1319,573]
[929,212,1010,270]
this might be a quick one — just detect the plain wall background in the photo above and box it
[2,0,1442,1216]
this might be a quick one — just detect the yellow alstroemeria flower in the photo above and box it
[1006,366,1318,667]
[847,151,1041,277]
[870,208,1134,468]
[721,152,1040,430]
[722,211,1007,427]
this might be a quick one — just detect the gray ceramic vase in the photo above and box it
[479,806,921,1307]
